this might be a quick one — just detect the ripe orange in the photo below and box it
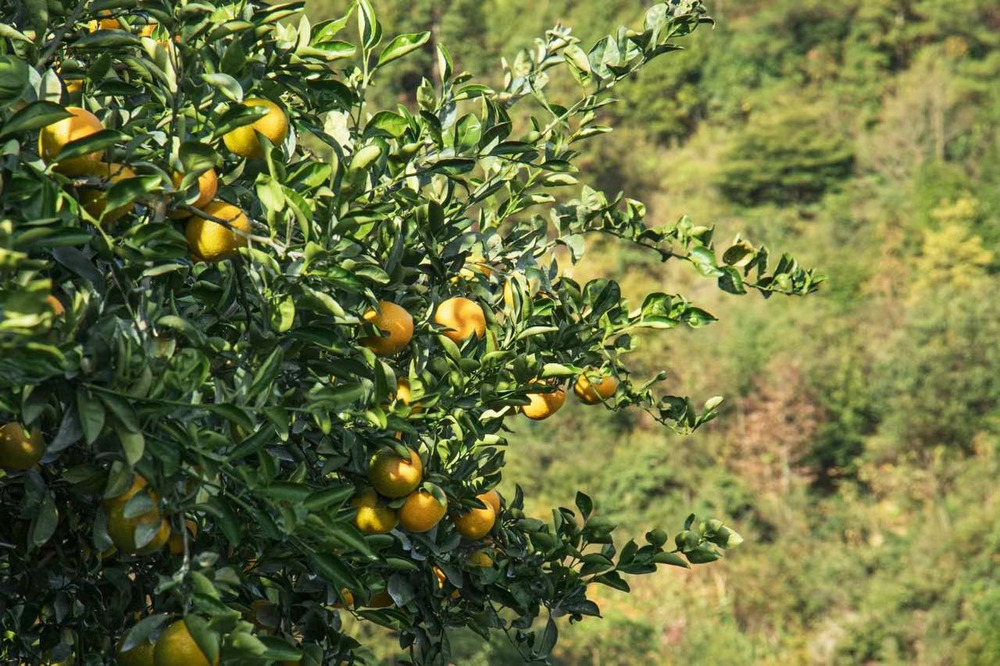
[170,169,218,218]
[153,619,217,666]
[351,489,398,534]
[394,378,413,406]
[454,502,495,540]
[88,12,120,31]
[222,98,289,159]
[135,517,171,555]
[38,107,104,175]
[185,201,250,262]
[46,295,65,316]
[466,549,494,567]
[398,490,447,533]
[522,383,566,420]
[103,475,163,554]
[478,489,502,515]
[574,372,619,405]
[116,635,155,666]
[167,519,199,556]
[360,301,413,356]
[333,588,355,609]
[0,423,46,470]
[79,162,136,224]
[368,446,423,498]
[433,566,460,598]
[433,297,486,343]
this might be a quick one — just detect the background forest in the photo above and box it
[307,1,1000,663]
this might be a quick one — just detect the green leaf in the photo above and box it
[0,101,69,139]
[366,111,409,138]
[249,347,284,397]
[120,614,169,652]
[116,426,145,466]
[202,404,254,434]
[104,175,161,212]
[202,73,243,102]
[302,485,354,512]
[55,129,128,162]
[183,615,220,665]
[199,497,242,546]
[28,493,58,549]
[538,617,558,658]
[653,551,691,568]
[97,392,140,432]
[376,32,430,67]
[76,388,106,445]
[575,492,593,521]
[307,552,360,590]
[257,635,302,661]
[0,54,29,103]
[357,0,381,49]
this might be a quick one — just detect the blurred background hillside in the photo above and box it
[308,1,1000,663]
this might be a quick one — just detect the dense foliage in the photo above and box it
[315,0,1000,663]
[0,1,822,664]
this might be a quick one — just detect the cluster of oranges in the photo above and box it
[350,445,501,607]
[359,295,620,420]
[353,446,501,540]
[40,43,288,261]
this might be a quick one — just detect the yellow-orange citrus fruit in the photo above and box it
[38,107,104,174]
[185,201,250,262]
[0,423,46,470]
[351,489,398,534]
[398,490,447,533]
[456,256,494,281]
[574,372,619,405]
[394,378,412,405]
[170,169,218,218]
[103,475,162,554]
[454,502,496,540]
[360,301,413,356]
[368,446,423,498]
[167,519,199,556]
[333,588,355,609]
[433,566,461,598]
[139,22,178,47]
[467,549,494,567]
[88,12,120,32]
[135,517,171,555]
[79,162,136,224]
[478,489,502,516]
[502,281,515,309]
[222,98,289,159]
[433,297,486,343]
[117,635,155,666]
[153,619,217,666]
[46,295,65,316]
[522,384,566,420]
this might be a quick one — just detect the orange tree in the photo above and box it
[0,0,820,663]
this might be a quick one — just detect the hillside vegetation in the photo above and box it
[303,0,1000,663]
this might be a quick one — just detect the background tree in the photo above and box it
[0,1,819,664]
